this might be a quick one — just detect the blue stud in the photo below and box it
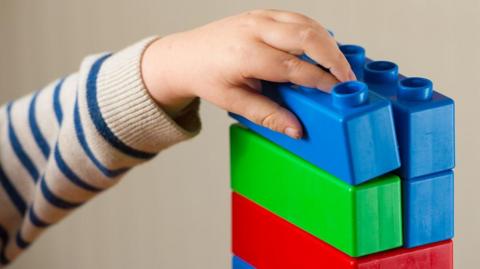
[332,81,369,109]
[398,77,433,102]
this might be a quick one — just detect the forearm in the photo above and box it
[0,37,201,265]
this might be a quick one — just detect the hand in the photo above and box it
[141,9,355,139]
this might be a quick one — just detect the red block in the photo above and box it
[232,192,453,269]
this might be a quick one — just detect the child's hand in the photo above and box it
[142,9,355,139]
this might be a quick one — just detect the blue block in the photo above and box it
[340,44,455,179]
[233,256,255,269]
[230,81,400,186]
[403,170,454,248]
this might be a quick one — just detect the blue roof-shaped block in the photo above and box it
[340,44,455,179]
[230,79,400,186]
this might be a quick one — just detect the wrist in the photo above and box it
[141,36,195,118]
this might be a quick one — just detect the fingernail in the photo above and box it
[285,127,302,139]
[349,70,357,81]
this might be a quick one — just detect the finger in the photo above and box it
[216,85,303,139]
[262,11,335,39]
[248,9,317,26]
[243,45,339,91]
[253,19,356,82]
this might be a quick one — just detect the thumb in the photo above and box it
[220,85,303,139]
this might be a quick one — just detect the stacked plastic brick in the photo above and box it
[229,39,455,268]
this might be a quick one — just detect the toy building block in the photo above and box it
[232,256,255,269]
[232,192,453,269]
[339,44,455,179]
[229,79,400,186]
[403,170,454,248]
[339,44,455,248]
[230,124,402,257]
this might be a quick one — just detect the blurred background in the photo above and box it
[0,0,478,268]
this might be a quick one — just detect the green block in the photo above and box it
[230,124,402,257]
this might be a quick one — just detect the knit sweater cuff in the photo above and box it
[95,37,201,153]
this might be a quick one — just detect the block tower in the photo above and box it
[229,36,455,268]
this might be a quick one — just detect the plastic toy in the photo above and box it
[232,192,453,269]
[230,124,402,256]
[403,170,454,247]
[339,44,456,249]
[340,44,455,179]
[229,37,455,267]
[229,80,400,185]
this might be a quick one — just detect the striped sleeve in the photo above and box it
[0,37,201,265]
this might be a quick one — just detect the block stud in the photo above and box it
[364,61,399,84]
[332,81,368,108]
[340,44,365,72]
[398,77,433,101]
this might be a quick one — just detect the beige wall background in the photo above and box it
[0,0,478,268]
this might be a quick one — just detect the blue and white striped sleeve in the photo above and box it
[0,37,201,266]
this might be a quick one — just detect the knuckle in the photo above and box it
[243,15,261,27]
[259,108,281,130]
[329,51,347,69]
[243,9,267,21]
[299,26,318,43]
[236,13,254,27]
[247,111,262,126]
[283,57,304,76]
[246,105,282,131]
[316,24,328,33]
[317,70,330,84]
[239,12,269,29]
[291,11,312,22]
[264,8,281,12]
